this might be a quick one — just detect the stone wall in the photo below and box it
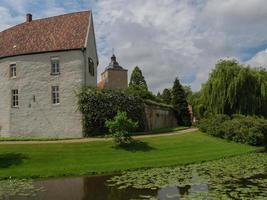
[144,102,178,131]
[100,68,128,89]
[0,51,85,138]
[0,14,98,138]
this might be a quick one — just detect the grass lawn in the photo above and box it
[0,131,260,179]
[134,126,188,135]
[0,126,189,141]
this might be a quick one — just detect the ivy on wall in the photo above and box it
[76,87,146,136]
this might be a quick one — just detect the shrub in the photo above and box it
[76,87,145,136]
[105,111,138,145]
[198,114,267,146]
[198,114,230,137]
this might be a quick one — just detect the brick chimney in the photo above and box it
[26,13,32,22]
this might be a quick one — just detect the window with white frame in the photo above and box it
[88,57,94,76]
[51,86,60,104]
[51,57,60,75]
[10,63,17,78]
[11,89,19,107]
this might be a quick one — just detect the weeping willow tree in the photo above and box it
[188,91,206,119]
[200,59,267,117]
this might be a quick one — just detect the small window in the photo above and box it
[51,86,60,104]
[51,57,60,75]
[88,58,94,76]
[10,63,16,78]
[11,89,19,108]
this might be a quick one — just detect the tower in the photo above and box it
[98,54,128,89]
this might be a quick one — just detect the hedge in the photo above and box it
[76,87,146,136]
[198,114,267,146]
[144,99,173,109]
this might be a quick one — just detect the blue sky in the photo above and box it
[1,0,267,92]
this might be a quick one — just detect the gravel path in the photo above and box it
[0,128,198,145]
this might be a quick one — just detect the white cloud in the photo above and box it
[0,0,27,14]
[1,0,267,92]
[39,7,66,18]
[0,6,23,30]
[0,1,66,29]
[247,50,267,68]
[94,0,267,92]
[94,0,204,91]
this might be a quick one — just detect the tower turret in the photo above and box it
[98,54,128,89]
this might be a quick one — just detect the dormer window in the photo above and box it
[51,57,60,75]
[88,57,94,76]
[10,63,17,78]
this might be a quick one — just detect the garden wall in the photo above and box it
[144,102,178,131]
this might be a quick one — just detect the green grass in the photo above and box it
[0,131,260,179]
[134,126,189,135]
[0,126,188,141]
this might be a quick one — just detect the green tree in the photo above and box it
[156,92,161,98]
[161,88,172,104]
[183,85,193,102]
[129,66,148,90]
[201,59,267,117]
[126,85,157,100]
[105,111,138,145]
[188,91,205,119]
[127,66,157,101]
[172,78,192,126]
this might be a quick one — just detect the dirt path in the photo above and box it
[0,128,198,145]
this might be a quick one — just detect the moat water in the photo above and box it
[7,175,157,200]
[3,153,267,200]
[5,173,267,200]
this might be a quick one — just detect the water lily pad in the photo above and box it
[107,153,267,199]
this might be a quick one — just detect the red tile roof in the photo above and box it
[0,11,90,59]
[97,79,106,89]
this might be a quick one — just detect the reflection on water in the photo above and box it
[7,174,210,200]
[4,153,267,200]
[8,175,156,200]
[6,172,266,200]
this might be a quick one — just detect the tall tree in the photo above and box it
[188,91,205,119]
[156,92,162,98]
[161,88,172,104]
[129,66,148,90]
[172,78,192,126]
[183,85,193,102]
[127,66,156,100]
[201,59,267,117]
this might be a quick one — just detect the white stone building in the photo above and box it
[0,11,98,138]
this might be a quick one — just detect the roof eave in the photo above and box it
[88,11,99,66]
[0,48,84,60]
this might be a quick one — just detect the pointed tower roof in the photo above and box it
[105,54,125,70]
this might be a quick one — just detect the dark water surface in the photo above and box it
[6,174,212,200]
[5,173,267,200]
[8,175,155,200]
[3,153,267,199]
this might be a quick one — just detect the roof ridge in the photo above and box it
[0,10,90,34]
[0,10,91,59]
[32,10,90,23]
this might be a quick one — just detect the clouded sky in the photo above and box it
[1,0,267,92]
